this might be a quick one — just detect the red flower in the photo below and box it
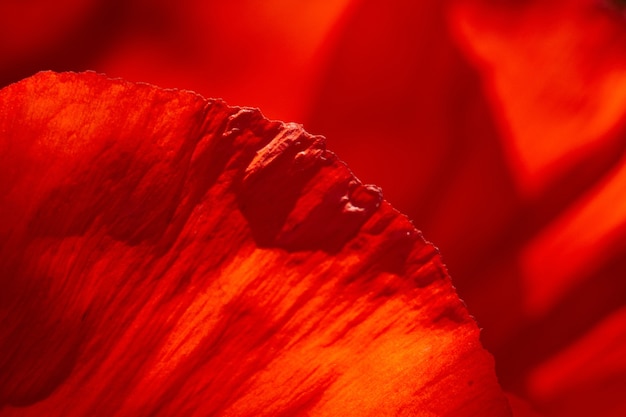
[2,0,625,416]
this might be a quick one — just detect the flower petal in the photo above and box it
[450,0,626,195]
[528,306,626,417]
[0,72,511,416]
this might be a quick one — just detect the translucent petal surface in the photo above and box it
[0,72,511,416]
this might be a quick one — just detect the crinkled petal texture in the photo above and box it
[0,72,511,417]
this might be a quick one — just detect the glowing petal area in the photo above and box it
[451,0,626,195]
[0,72,511,416]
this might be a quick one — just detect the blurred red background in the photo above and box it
[2,0,626,416]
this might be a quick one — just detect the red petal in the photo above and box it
[528,306,626,417]
[450,0,626,194]
[0,72,511,416]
